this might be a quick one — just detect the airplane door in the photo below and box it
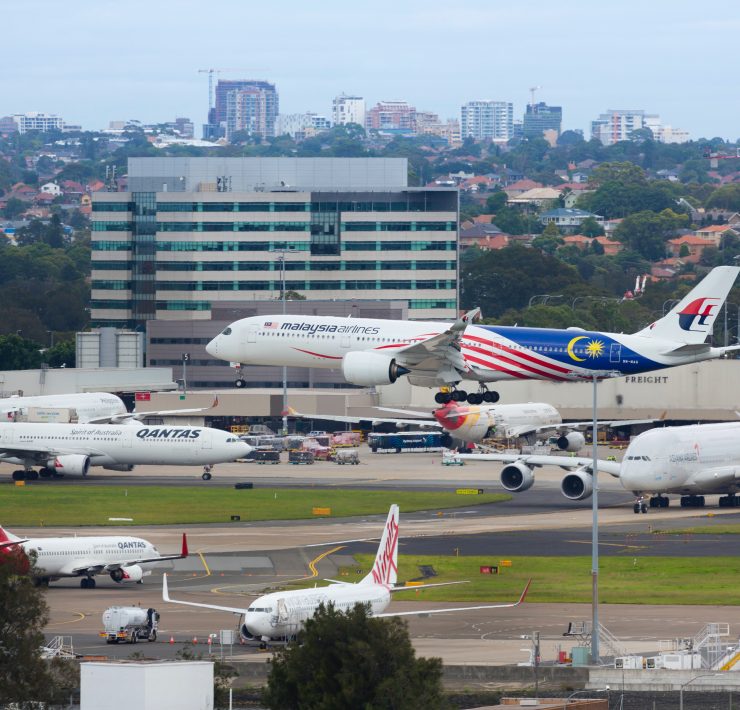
[122,429,132,448]
[199,429,212,450]
[1,428,12,445]
[340,335,351,348]
[609,343,621,363]
[246,327,257,344]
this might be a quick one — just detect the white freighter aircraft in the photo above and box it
[163,505,530,645]
[0,525,188,589]
[459,421,740,512]
[207,266,740,403]
[0,422,251,481]
[0,392,128,423]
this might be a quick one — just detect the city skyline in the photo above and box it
[2,0,739,140]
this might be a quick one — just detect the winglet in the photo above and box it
[282,406,298,416]
[180,533,188,558]
[452,307,481,332]
[162,573,171,602]
[516,579,532,606]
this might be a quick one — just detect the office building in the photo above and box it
[275,113,331,140]
[2,112,65,134]
[523,102,562,138]
[90,157,458,334]
[332,94,365,127]
[591,109,689,145]
[460,101,513,142]
[365,101,417,133]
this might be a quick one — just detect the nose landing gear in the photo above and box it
[234,365,247,388]
[633,496,648,514]
[202,465,213,481]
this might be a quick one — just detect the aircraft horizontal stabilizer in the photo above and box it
[162,573,248,615]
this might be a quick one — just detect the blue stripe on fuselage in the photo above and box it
[476,326,662,375]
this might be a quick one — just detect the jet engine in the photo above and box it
[47,454,90,477]
[561,469,593,500]
[240,623,256,641]
[103,464,135,472]
[341,352,409,386]
[500,462,535,493]
[110,565,144,583]
[556,432,586,452]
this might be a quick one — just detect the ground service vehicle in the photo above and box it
[100,606,159,644]
[289,450,315,465]
[334,448,360,465]
[253,449,280,464]
[368,431,445,453]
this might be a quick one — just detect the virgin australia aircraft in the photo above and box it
[459,421,740,512]
[0,422,251,482]
[207,266,740,403]
[287,402,654,451]
[163,505,530,645]
[0,525,188,589]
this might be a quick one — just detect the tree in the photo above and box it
[613,209,689,261]
[0,552,76,704]
[580,216,605,237]
[0,334,44,369]
[706,184,740,211]
[2,197,26,220]
[679,243,690,258]
[541,221,561,237]
[485,190,508,213]
[43,339,75,368]
[492,206,529,235]
[263,603,446,710]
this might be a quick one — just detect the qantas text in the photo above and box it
[136,428,201,439]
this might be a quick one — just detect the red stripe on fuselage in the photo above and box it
[463,334,572,375]
[462,344,570,381]
[291,348,343,360]
[463,353,531,379]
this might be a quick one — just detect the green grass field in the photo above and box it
[319,554,740,606]
[0,486,510,527]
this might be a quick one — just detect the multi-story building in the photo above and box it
[332,94,365,127]
[460,101,513,142]
[275,113,331,140]
[522,102,562,138]
[225,82,279,140]
[591,110,689,146]
[365,101,417,133]
[2,112,65,134]
[90,157,458,335]
[202,80,278,140]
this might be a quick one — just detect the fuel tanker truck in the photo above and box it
[100,606,159,644]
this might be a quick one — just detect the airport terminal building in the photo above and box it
[90,157,458,329]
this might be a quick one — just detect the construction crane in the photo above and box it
[197,68,253,110]
[703,148,740,169]
[528,86,541,108]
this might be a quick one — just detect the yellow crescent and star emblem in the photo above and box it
[566,336,605,362]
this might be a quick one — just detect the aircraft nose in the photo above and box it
[239,443,253,458]
[205,336,219,357]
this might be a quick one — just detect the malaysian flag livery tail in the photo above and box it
[362,505,399,587]
[636,265,740,344]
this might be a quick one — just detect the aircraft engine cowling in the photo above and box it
[561,469,593,500]
[240,623,256,641]
[110,565,144,583]
[47,454,90,477]
[103,464,135,472]
[500,462,535,493]
[341,352,410,386]
[556,432,586,452]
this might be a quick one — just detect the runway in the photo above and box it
[5,449,738,667]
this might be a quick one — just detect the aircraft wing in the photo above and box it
[285,407,439,429]
[0,539,28,549]
[0,443,106,463]
[392,308,481,378]
[375,579,531,618]
[107,534,190,570]
[457,452,622,478]
[87,398,219,424]
[162,573,248,614]
[508,416,662,439]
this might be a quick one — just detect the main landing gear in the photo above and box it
[202,465,213,481]
[11,467,61,482]
[719,494,739,508]
[680,495,705,508]
[434,387,500,406]
[649,495,670,509]
[80,577,96,589]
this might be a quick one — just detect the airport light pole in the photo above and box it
[591,373,599,665]
[679,673,722,710]
[273,248,296,436]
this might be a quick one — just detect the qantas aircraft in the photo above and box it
[287,402,654,451]
[207,266,740,403]
[0,525,188,589]
[0,422,251,481]
[0,392,127,423]
[459,421,740,512]
[163,505,530,645]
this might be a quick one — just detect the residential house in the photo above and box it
[540,208,604,234]
[561,234,622,256]
[504,179,543,198]
[693,224,739,246]
[508,187,560,209]
[667,235,716,262]
[459,222,509,251]
[39,182,61,196]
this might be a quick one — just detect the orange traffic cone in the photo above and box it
[169,636,175,645]
[192,636,198,644]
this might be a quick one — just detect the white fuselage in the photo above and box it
[0,422,250,470]
[207,315,720,387]
[620,422,740,496]
[242,583,391,641]
[0,392,127,423]
[20,535,160,579]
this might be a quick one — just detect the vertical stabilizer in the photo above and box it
[0,526,22,543]
[636,266,740,343]
[361,505,399,586]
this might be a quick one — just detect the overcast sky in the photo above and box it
[2,0,738,140]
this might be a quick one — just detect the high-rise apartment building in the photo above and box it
[365,101,417,133]
[225,83,279,140]
[90,157,458,334]
[332,94,365,127]
[276,113,331,140]
[522,102,562,138]
[460,101,513,142]
[591,110,689,145]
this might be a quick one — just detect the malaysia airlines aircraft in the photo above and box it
[163,505,530,645]
[288,402,655,451]
[459,421,740,512]
[0,392,127,423]
[0,525,188,589]
[207,266,740,403]
[0,422,251,481]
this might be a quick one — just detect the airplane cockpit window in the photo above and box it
[221,327,232,336]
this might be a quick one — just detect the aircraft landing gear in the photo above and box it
[719,494,739,507]
[649,495,669,508]
[633,496,648,514]
[80,577,96,589]
[202,465,213,481]
[466,387,500,405]
[680,495,705,508]
[234,365,247,388]
[11,468,40,481]
[11,470,26,481]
